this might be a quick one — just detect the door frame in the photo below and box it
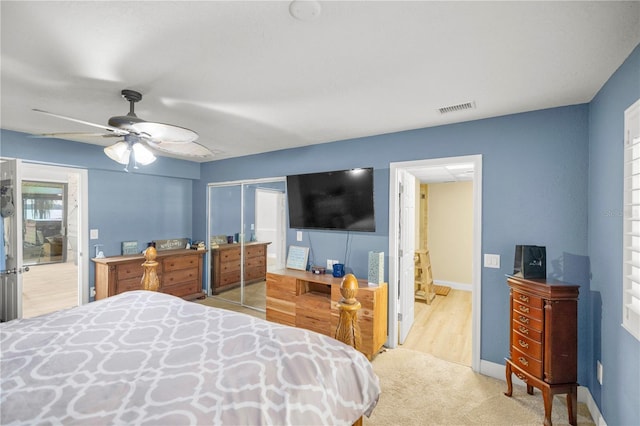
[21,162,89,306]
[388,154,482,372]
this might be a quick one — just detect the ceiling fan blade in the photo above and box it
[130,122,198,144]
[33,108,129,136]
[146,140,213,158]
[29,132,119,138]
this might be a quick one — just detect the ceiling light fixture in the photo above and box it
[104,134,156,172]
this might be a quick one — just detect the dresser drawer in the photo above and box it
[245,266,266,281]
[245,244,266,258]
[116,276,143,293]
[218,248,241,262]
[512,320,542,341]
[511,346,543,378]
[220,271,241,286]
[513,299,543,321]
[245,255,266,269]
[512,290,542,308]
[116,262,144,280]
[513,311,543,333]
[164,268,199,286]
[512,328,542,359]
[164,255,200,272]
[162,280,200,298]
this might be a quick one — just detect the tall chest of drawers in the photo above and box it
[504,275,579,426]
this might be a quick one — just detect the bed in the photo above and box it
[0,249,380,425]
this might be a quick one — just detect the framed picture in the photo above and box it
[286,245,309,271]
[121,241,138,255]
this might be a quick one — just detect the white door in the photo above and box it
[398,169,416,343]
[255,188,286,270]
[0,158,25,321]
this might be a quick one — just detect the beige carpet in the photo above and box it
[368,348,594,426]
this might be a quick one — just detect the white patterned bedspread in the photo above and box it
[0,291,380,425]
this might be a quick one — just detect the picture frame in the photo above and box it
[121,241,139,255]
[286,245,309,271]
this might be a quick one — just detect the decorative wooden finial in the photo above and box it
[335,273,362,351]
[141,246,160,292]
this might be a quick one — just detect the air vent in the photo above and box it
[438,101,476,114]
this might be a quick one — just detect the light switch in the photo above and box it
[296,231,302,241]
[90,229,99,240]
[484,253,500,268]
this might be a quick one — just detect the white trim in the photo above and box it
[388,154,482,373]
[433,279,472,292]
[623,98,640,341]
[21,162,89,306]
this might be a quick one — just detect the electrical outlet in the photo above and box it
[90,287,96,298]
[327,259,333,269]
[296,231,302,241]
[90,229,99,240]
[597,360,603,385]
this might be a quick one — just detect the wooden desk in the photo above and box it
[266,269,388,359]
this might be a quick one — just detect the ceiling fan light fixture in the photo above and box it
[132,142,156,165]
[104,141,131,165]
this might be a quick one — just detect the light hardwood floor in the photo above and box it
[402,289,472,366]
[22,261,78,318]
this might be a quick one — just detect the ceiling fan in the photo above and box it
[33,89,212,170]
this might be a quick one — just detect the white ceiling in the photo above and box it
[1,1,639,162]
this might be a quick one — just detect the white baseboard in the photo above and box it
[433,279,472,292]
[479,359,606,425]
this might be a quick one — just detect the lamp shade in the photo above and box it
[104,141,130,165]
[132,142,156,165]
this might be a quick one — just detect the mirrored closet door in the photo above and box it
[208,178,286,311]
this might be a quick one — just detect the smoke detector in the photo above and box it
[289,0,321,21]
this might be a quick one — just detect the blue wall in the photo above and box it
[195,105,591,374]
[588,43,640,424]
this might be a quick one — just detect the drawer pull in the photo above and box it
[519,316,530,324]
[519,294,529,303]
[518,325,529,335]
[519,305,530,314]
[518,357,529,367]
[516,373,528,383]
[518,339,529,349]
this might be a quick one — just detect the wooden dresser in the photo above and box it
[93,249,205,301]
[266,269,388,359]
[211,242,270,294]
[504,275,579,426]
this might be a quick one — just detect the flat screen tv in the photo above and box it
[286,168,375,232]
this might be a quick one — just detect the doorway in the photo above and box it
[388,155,482,372]
[1,159,88,321]
[21,163,86,318]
